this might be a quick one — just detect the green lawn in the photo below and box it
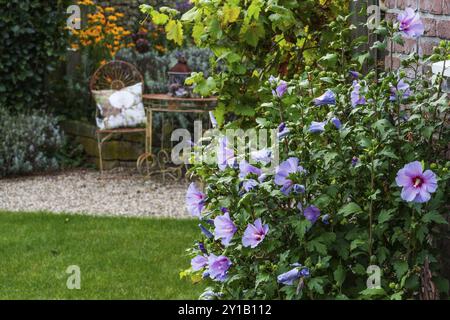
[0,211,205,299]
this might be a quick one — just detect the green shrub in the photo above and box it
[0,0,69,112]
[0,109,64,177]
[181,14,450,299]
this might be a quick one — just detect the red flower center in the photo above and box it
[413,176,423,188]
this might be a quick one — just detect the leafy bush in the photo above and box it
[0,0,68,112]
[181,12,450,299]
[0,109,64,177]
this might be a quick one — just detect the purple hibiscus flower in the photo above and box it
[277,266,310,285]
[390,78,412,101]
[309,121,326,133]
[331,117,342,130]
[258,173,269,183]
[208,254,232,282]
[251,148,272,165]
[217,137,236,171]
[191,255,208,271]
[397,8,424,38]
[214,212,237,246]
[186,183,206,217]
[209,111,218,128]
[349,70,361,79]
[351,156,359,167]
[243,179,259,192]
[292,184,306,194]
[274,157,306,195]
[269,76,288,98]
[395,161,438,203]
[239,160,263,179]
[274,80,288,98]
[304,205,321,224]
[314,89,336,106]
[268,75,277,84]
[198,242,208,254]
[277,122,290,140]
[199,224,214,239]
[242,218,269,248]
[351,80,366,107]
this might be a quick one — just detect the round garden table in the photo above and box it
[138,94,218,180]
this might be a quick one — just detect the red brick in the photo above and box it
[395,38,419,54]
[383,0,397,9]
[398,0,418,10]
[436,19,450,39]
[419,37,441,55]
[385,55,401,70]
[419,0,443,14]
[385,12,397,23]
[422,17,437,36]
[444,0,450,15]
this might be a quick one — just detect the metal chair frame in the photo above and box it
[89,60,150,173]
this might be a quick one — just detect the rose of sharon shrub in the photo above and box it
[180,9,449,300]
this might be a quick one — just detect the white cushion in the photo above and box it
[93,83,146,130]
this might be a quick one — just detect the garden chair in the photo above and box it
[90,60,150,173]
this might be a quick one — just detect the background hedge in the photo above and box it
[0,0,69,112]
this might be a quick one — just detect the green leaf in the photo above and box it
[359,287,387,297]
[371,40,387,50]
[234,105,256,117]
[165,20,183,45]
[208,18,223,39]
[255,273,270,288]
[435,277,449,294]
[192,23,205,45]
[378,209,394,224]
[214,103,226,126]
[319,53,338,67]
[293,219,310,241]
[390,292,403,300]
[242,22,265,47]
[181,7,199,21]
[192,76,217,97]
[222,4,241,25]
[422,211,448,224]
[323,152,338,166]
[350,239,366,251]
[307,277,325,294]
[245,0,263,24]
[357,52,370,66]
[379,148,399,160]
[313,194,332,208]
[393,260,408,280]
[338,202,363,217]
[151,11,169,25]
[139,4,153,14]
[333,264,346,287]
[377,247,389,264]
[306,239,327,255]
[421,126,435,139]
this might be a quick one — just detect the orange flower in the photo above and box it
[70,3,132,59]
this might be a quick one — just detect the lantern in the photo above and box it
[168,54,192,97]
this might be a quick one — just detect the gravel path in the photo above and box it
[0,169,190,218]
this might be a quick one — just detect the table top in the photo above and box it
[143,93,218,102]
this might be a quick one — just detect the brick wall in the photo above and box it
[383,0,450,69]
